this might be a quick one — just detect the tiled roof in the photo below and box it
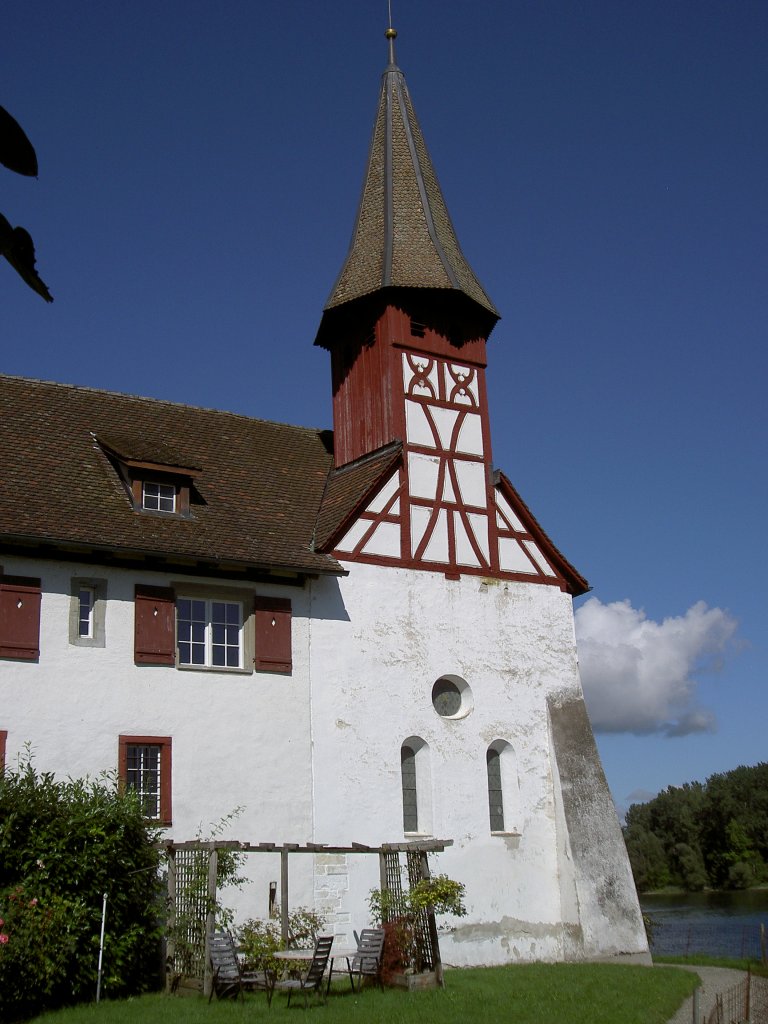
[495,471,590,597]
[315,442,402,550]
[0,374,345,577]
[319,48,499,330]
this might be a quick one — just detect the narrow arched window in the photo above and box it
[487,747,504,832]
[401,744,418,832]
[487,740,519,833]
[401,737,432,834]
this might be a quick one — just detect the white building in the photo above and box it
[0,29,648,966]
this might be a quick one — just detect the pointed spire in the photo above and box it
[316,26,499,344]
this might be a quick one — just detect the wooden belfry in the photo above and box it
[163,837,452,996]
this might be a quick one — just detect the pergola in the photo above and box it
[163,837,453,995]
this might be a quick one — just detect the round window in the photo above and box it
[431,675,472,719]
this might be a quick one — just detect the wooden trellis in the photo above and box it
[163,838,452,996]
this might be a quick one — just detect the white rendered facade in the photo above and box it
[0,547,648,965]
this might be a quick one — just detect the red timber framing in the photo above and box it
[324,305,587,595]
[0,730,7,772]
[330,304,488,469]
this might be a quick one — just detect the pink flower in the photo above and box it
[0,934,8,945]
[29,899,38,907]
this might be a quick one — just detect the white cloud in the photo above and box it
[574,597,737,736]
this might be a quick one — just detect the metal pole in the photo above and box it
[96,893,108,1002]
[281,849,290,946]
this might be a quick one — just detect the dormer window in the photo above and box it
[95,435,201,519]
[142,481,177,513]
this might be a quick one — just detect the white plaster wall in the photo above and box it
[0,555,318,922]
[1,553,645,962]
[307,563,589,966]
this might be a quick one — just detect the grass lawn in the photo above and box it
[29,963,699,1024]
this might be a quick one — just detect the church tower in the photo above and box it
[316,29,586,595]
[308,27,648,967]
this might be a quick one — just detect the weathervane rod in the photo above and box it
[385,1,397,65]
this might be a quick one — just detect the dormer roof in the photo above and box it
[315,30,499,348]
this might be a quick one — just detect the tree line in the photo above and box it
[623,762,768,892]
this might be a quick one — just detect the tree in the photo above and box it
[624,824,669,891]
[0,104,53,301]
[623,762,768,893]
[0,755,162,1021]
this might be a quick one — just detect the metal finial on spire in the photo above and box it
[385,25,398,67]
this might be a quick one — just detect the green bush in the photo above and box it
[0,755,163,1021]
[237,907,325,972]
[368,872,466,974]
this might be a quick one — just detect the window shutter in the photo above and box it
[254,597,292,673]
[0,576,42,661]
[134,585,175,665]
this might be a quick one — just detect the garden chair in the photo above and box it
[328,927,386,992]
[208,930,274,1006]
[273,935,334,1008]
[349,927,385,991]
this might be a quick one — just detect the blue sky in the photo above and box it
[3,2,766,815]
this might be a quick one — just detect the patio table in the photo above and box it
[274,946,358,995]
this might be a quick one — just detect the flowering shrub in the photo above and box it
[0,887,90,1021]
[368,872,467,976]
[0,755,163,1021]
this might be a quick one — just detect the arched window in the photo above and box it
[486,747,504,831]
[401,737,432,834]
[486,740,519,833]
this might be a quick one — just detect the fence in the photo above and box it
[703,970,768,1024]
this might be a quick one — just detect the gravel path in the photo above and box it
[661,964,768,1024]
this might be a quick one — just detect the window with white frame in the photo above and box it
[78,586,95,638]
[176,598,242,668]
[142,481,176,513]
[69,578,107,647]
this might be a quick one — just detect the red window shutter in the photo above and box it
[254,597,292,673]
[134,585,175,665]
[0,576,42,661]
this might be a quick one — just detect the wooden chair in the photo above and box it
[208,930,274,1006]
[273,935,334,1008]
[348,927,386,991]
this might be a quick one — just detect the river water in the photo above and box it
[641,891,768,959]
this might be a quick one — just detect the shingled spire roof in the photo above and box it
[315,28,499,346]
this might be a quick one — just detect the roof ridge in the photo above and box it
[0,372,328,436]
